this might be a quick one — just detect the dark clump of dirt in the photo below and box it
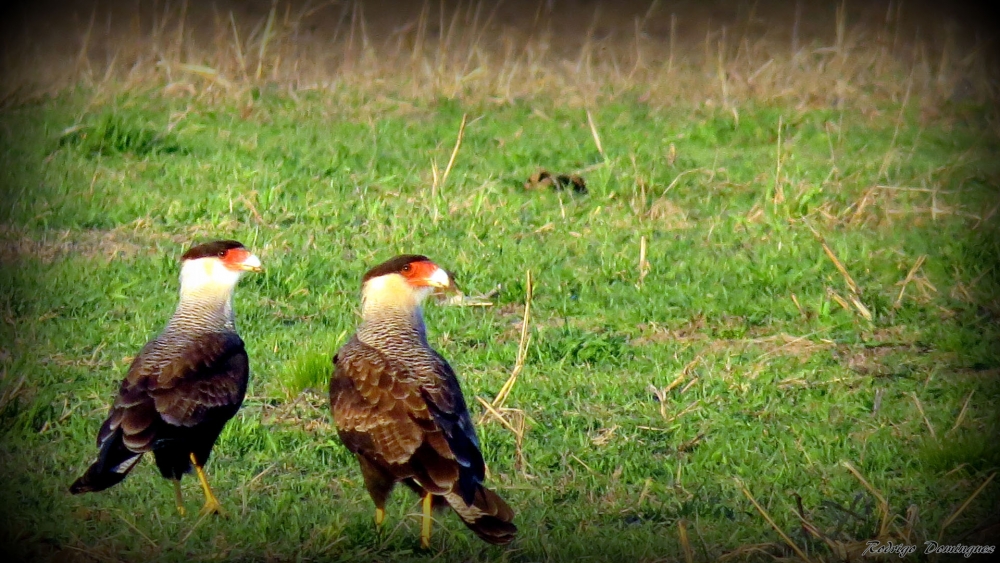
[524,169,588,194]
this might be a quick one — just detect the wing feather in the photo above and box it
[420,352,486,502]
[101,332,248,451]
[331,339,426,465]
[330,336,485,504]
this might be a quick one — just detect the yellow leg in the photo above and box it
[190,453,226,517]
[375,507,385,528]
[172,479,186,516]
[420,493,433,549]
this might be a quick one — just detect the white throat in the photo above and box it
[173,257,245,330]
[360,274,432,318]
[179,257,244,292]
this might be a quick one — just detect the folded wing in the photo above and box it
[330,335,515,544]
[70,332,248,494]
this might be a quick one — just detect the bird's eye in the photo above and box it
[218,250,227,257]
[402,264,411,272]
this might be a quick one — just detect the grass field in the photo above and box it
[1,1,999,561]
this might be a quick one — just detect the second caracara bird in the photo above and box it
[70,240,261,516]
[330,255,517,548]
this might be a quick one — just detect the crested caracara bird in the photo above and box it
[330,255,517,548]
[70,240,261,516]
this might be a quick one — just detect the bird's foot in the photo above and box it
[199,498,227,517]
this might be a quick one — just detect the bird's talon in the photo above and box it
[199,499,226,517]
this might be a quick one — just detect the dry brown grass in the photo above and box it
[0,220,235,264]
[632,318,835,360]
[1,0,996,110]
[0,222,175,263]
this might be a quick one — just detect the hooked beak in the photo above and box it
[425,266,459,294]
[240,253,263,273]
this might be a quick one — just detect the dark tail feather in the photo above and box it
[69,429,142,494]
[446,486,517,545]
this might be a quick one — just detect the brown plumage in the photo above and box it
[330,255,517,547]
[70,240,261,516]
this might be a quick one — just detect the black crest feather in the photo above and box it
[181,240,246,261]
[361,254,430,284]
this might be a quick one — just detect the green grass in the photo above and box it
[1,88,998,562]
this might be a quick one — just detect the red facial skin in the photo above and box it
[221,248,252,271]
[399,260,440,287]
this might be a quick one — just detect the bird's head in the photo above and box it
[179,240,262,294]
[360,254,457,313]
